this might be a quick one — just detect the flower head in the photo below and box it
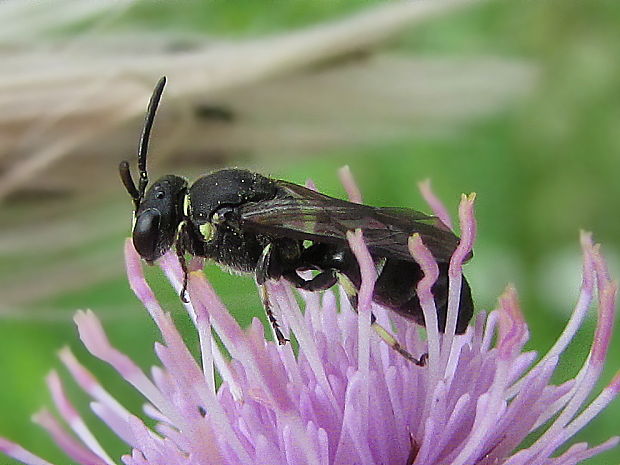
[1,173,618,465]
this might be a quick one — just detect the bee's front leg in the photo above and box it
[256,244,289,345]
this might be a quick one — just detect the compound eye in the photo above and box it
[133,208,161,261]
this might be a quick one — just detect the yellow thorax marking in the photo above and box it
[199,222,215,242]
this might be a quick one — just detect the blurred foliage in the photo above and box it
[1,1,619,464]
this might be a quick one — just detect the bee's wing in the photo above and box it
[239,181,467,263]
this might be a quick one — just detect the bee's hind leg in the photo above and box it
[337,272,427,367]
[371,321,427,366]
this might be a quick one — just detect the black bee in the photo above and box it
[120,78,474,362]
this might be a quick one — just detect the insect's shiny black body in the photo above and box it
[184,170,282,273]
[121,78,474,350]
[143,167,473,334]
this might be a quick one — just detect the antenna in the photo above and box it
[118,76,167,210]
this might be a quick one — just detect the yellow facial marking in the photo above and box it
[199,222,215,242]
[183,193,191,216]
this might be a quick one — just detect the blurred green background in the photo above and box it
[0,1,618,464]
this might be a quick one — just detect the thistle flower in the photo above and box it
[1,178,618,465]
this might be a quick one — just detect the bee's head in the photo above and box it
[132,175,188,262]
[119,77,188,262]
